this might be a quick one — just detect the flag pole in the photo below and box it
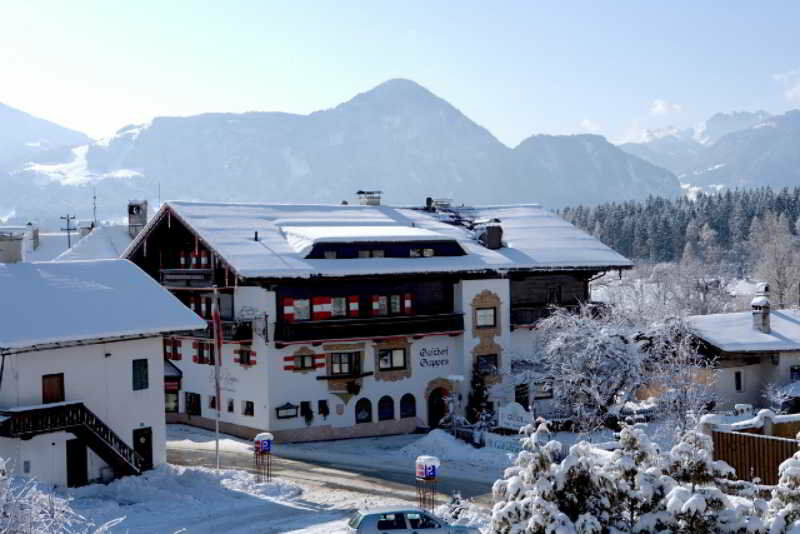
[212,284,223,472]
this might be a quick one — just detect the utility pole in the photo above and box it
[60,214,76,248]
[92,188,97,226]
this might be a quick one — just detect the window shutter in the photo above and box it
[348,296,359,317]
[283,297,295,322]
[201,250,209,267]
[371,295,380,316]
[404,293,414,315]
[174,340,182,360]
[179,251,187,268]
[192,341,199,363]
[163,338,171,359]
[312,296,332,320]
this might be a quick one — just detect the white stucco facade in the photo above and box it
[0,338,167,487]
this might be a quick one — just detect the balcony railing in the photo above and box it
[160,268,213,288]
[510,305,580,327]
[177,320,253,341]
[274,313,464,343]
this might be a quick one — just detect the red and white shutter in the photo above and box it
[163,338,172,359]
[179,251,187,268]
[312,297,332,320]
[201,250,209,268]
[192,341,199,363]
[282,297,295,322]
[348,296,360,317]
[371,295,381,316]
[404,293,414,315]
[174,339,182,361]
[249,348,256,366]
[190,251,199,268]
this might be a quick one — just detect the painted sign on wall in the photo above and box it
[419,347,450,368]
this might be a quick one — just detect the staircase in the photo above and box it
[0,401,144,477]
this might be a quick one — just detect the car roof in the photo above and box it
[360,506,427,515]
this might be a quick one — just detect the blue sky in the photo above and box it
[2,1,798,145]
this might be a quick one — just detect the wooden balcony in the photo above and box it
[177,320,254,341]
[160,268,213,288]
[274,313,464,344]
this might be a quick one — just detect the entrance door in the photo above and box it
[42,373,65,404]
[66,438,88,487]
[427,387,449,428]
[133,427,153,471]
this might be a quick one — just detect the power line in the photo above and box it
[60,214,76,249]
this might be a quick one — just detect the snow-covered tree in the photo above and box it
[0,458,123,533]
[768,437,800,533]
[538,306,644,433]
[764,383,792,414]
[466,358,490,424]
[750,211,800,308]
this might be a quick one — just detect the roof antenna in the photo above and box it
[92,187,97,226]
[254,231,259,242]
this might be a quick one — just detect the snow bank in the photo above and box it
[398,429,513,469]
[66,464,301,533]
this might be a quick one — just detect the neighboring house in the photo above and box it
[54,201,145,262]
[688,296,800,410]
[0,259,206,487]
[124,195,631,442]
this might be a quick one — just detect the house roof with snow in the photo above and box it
[687,309,800,353]
[0,259,206,352]
[124,201,631,279]
[55,225,133,261]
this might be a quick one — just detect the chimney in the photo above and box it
[0,232,24,263]
[128,200,148,238]
[751,293,771,334]
[356,190,382,206]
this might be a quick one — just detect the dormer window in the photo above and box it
[372,249,384,257]
[358,250,370,258]
[324,251,337,259]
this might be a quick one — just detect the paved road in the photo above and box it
[167,446,494,506]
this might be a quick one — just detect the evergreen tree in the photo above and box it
[466,358,490,424]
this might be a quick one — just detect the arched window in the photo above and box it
[400,393,416,418]
[378,396,395,421]
[355,398,372,424]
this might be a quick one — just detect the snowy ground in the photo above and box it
[168,424,511,484]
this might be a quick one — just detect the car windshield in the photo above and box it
[347,512,363,528]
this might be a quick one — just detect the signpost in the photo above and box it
[497,401,529,430]
[254,432,274,482]
[415,455,440,510]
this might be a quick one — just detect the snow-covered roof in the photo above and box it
[125,201,631,279]
[687,309,800,353]
[55,225,132,261]
[0,259,207,351]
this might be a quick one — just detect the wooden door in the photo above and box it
[66,438,88,487]
[133,427,153,470]
[42,373,65,404]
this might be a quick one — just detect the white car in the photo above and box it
[345,507,481,534]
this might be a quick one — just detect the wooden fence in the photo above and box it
[712,430,798,485]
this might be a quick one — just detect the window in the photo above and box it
[196,342,215,365]
[734,371,744,392]
[324,250,337,259]
[242,400,255,416]
[300,401,313,421]
[376,513,406,530]
[238,347,253,366]
[227,398,235,413]
[378,396,394,421]
[410,248,421,257]
[407,513,440,529]
[533,381,554,399]
[293,299,311,321]
[515,383,530,407]
[375,296,388,316]
[332,297,347,317]
[185,392,201,416]
[477,354,498,375]
[132,359,149,390]
[400,393,416,418]
[372,249,384,258]
[209,395,217,410]
[318,400,330,418]
[378,348,407,371]
[355,398,372,424]
[390,295,402,314]
[423,248,434,257]
[791,366,800,381]
[295,353,315,370]
[165,392,178,413]
[331,352,359,376]
[476,307,496,328]
[358,250,370,258]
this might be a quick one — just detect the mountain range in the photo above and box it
[1,79,680,225]
[619,110,800,189]
[3,79,797,226]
